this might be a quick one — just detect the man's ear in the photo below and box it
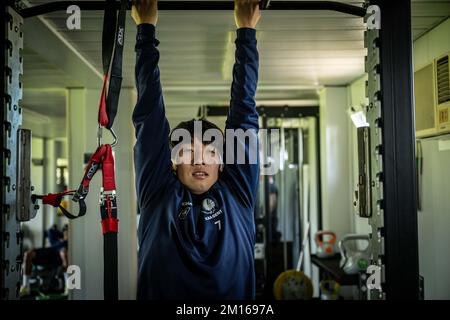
[219,164,224,172]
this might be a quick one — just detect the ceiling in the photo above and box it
[19,0,450,138]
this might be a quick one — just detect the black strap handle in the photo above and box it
[102,0,117,75]
[105,0,127,129]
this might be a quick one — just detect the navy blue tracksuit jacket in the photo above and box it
[133,24,259,300]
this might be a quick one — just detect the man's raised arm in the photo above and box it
[132,0,172,211]
[223,0,261,209]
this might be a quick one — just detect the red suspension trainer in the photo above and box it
[33,0,127,300]
[35,141,120,300]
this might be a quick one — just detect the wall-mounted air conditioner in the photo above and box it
[414,62,437,138]
[414,52,450,138]
[435,53,450,134]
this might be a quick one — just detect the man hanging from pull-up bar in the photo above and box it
[132,0,261,299]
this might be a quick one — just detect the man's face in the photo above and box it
[174,138,221,195]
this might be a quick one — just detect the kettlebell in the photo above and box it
[339,234,371,274]
[315,231,337,258]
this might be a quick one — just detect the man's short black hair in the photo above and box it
[169,118,224,149]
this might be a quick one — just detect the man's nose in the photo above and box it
[192,149,204,165]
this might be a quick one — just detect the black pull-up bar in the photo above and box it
[19,1,366,19]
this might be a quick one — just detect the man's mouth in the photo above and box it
[192,171,208,180]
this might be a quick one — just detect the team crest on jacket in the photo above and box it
[202,198,215,214]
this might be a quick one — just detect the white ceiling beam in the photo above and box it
[22,1,103,88]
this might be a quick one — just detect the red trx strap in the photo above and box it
[33,145,119,300]
[33,0,125,301]
[73,144,119,300]
[35,145,118,234]
[73,144,118,234]
[32,189,86,220]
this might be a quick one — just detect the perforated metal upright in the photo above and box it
[1,4,24,300]
[364,5,385,300]
[364,0,419,300]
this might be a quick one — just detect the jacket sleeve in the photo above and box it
[222,28,260,209]
[133,24,173,212]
